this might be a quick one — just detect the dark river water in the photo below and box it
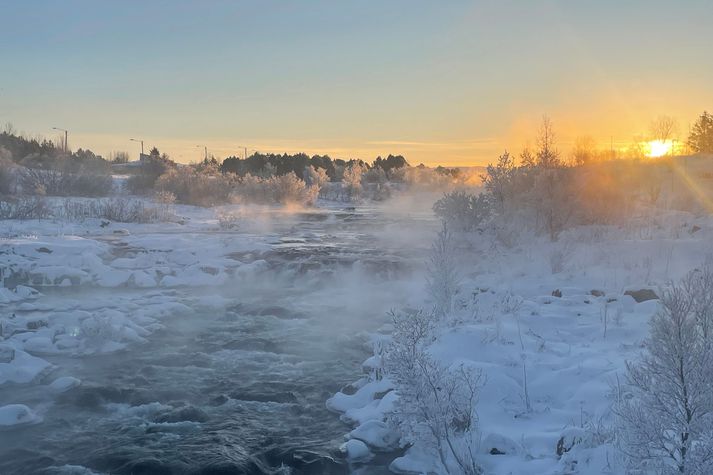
[0,204,435,475]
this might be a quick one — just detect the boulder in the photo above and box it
[0,345,15,363]
[624,288,659,303]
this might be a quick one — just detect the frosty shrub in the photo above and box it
[155,167,233,206]
[61,198,164,223]
[303,165,330,190]
[616,282,713,475]
[0,196,51,220]
[678,260,713,340]
[386,309,483,475]
[267,173,318,205]
[427,222,461,319]
[342,163,365,201]
[19,166,112,197]
[126,154,174,195]
[217,210,240,230]
[433,190,492,232]
[0,155,15,195]
[232,172,318,206]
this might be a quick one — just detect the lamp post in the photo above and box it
[196,145,208,162]
[53,127,68,153]
[129,138,144,156]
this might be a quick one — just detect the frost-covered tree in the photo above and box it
[303,165,330,190]
[433,191,491,232]
[482,151,516,214]
[427,222,461,319]
[616,283,713,474]
[385,309,483,474]
[342,163,364,201]
[681,262,713,340]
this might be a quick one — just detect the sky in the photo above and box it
[1,0,712,166]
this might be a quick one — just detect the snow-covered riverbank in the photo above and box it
[329,210,713,474]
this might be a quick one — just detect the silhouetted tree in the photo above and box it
[688,111,713,154]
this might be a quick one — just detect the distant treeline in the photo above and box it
[220,152,409,181]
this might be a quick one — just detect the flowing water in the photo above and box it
[0,203,436,475]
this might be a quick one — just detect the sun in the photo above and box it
[646,140,673,158]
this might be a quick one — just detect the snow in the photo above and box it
[340,438,373,462]
[329,209,713,474]
[0,404,41,427]
[48,376,82,393]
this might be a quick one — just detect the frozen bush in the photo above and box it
[231,172,318,206]
[427,222,461,319]
[126,154,174,194]
[342,163,365,201]
[155,167,232,206]
[616,282,713,474]
[0,196,50,220]
[433,190,492,232]
[385,309,483,474]
[19,166,112,197]
[0,154,15,195]
[61,198,164,223]
[217,210,240,230]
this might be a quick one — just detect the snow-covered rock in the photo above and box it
[339,439,373,463]
[0,404,41,428]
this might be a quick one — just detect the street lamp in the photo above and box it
[129,138,144,155]
[196,145,208,162]
[52,127,68,153]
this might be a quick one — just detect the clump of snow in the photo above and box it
[0,404,41,428]
[340,438,373,463]
[49,376,81,393]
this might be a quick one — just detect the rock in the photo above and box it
[373,388,393,400]
[339,439,372,462]
[691,225,701,234]
[556,427,586,457]
[0,404,41,428]
[551,289,562,298]
[482,433,519,456]
[590,289,605,297]
[26,319,48,330]
[36,247,52,254]
[349,420,399,451]
[339,382,359,396]
[49,376,81,393]
[624,288,659,303]
[0,345,15,363]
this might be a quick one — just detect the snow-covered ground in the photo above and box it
[329,209,713,474]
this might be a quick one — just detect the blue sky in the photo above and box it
[2,1,712,165]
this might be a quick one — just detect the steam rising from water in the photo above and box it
[0,196,438,475]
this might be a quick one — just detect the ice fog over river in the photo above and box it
[0,200,438,475]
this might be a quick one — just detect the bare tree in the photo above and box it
[681,261,713,340]
[649,115,679,143]
[616,283,713,474]
[386,309,483,474]
[482,150,516,213]
[536,116,561,168]
[571,135,597,166]
[427,222,461,319]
